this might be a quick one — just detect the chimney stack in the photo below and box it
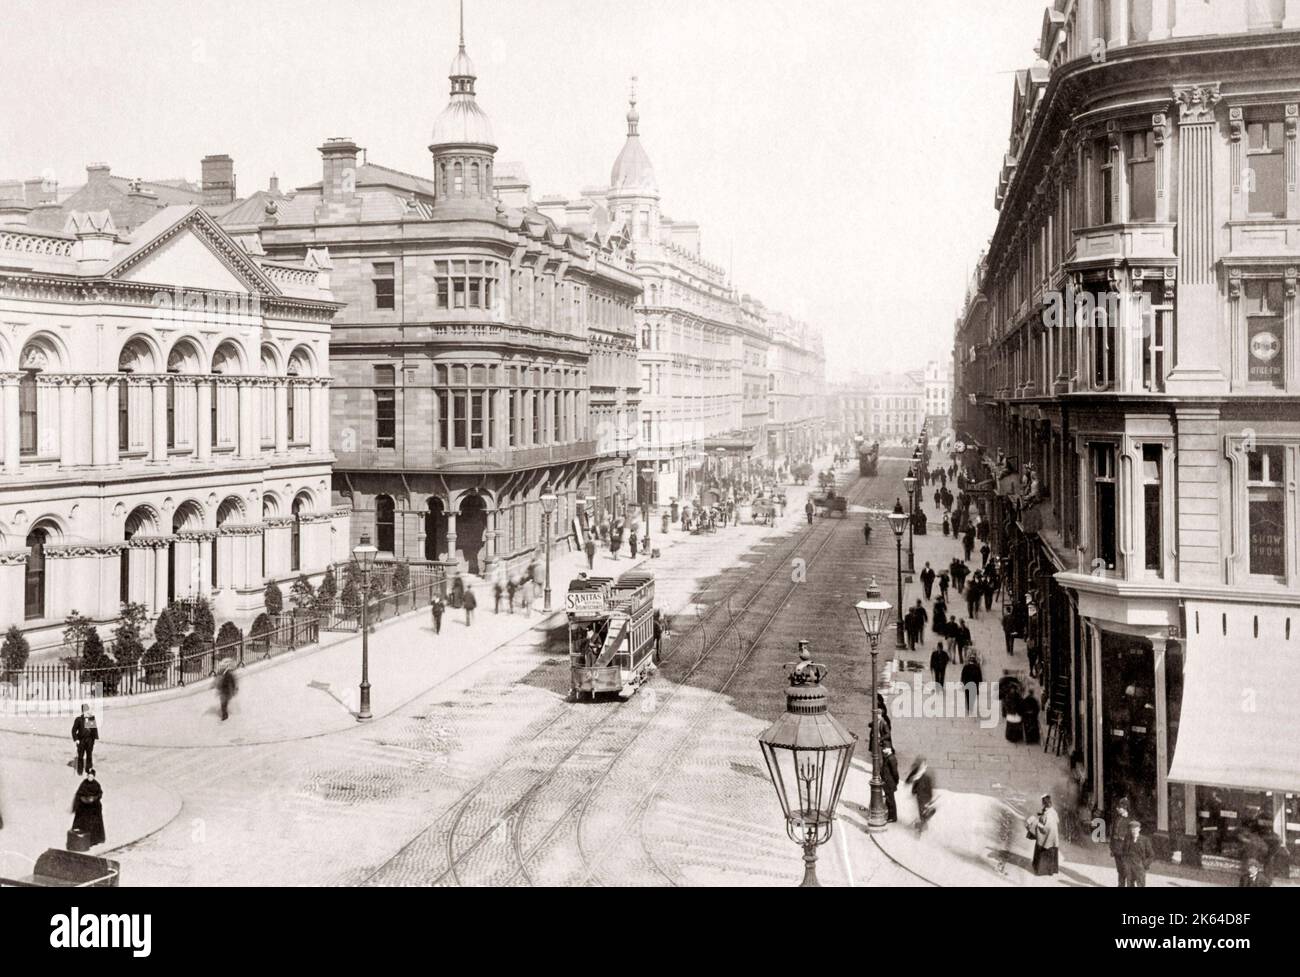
[86,163,112,185]
[318,138,359,205]
[269,174,280,194]
[201,154,236,205]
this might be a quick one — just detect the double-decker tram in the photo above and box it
[566,570,657,701]
[856,435,880,476]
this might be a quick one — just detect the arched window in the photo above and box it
[453,161,464,194]
[25,527,48,619]
[469,161,480,195]
[291,497,304,572]
[375,495,395,555]
[18,370,38,456]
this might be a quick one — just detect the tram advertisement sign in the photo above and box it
[566,590,605,617]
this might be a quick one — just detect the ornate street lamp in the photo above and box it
[540,489,557,611]
[758,643,857,887]
[352,532,378,721]
[854,580,893,830]
[887,500,908,649]
[640,464,655,553]
[903,469,918,575]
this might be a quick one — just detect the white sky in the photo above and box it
[1,0,1048,378]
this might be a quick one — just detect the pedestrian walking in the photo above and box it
[1109,798,1132,886]
[652,609,664,663]
[984,566,998,611]
[1030,794,1061,876]
[68,770,105,851]
[1021,683,1041,745]
[929,642,950,687]
[805,500,814,525]
[71,703,98,776]
[881,746,900,823]
[954,619,971,657]
[980,542,991,567]
[965,577,981,619]
[950,558,968,593]
[905,606,921,651]
[521,578,533,617]
[584,536,596,569]
[911,599,928,642]
[960,654,982,715]
[493,579,504,614]
[451,574,464,609]
[863,519,872,546]
[1120,819,1154,887]
[216,663,238,721]
[937,571,950,601]
[906,757,936,834]
[462,587,477,626]
[506,578,517,613]
[431,596,445,634]
[629,533,639,559]
[1002,607,1016,656]
[933,489,941,510]
[919,562,935,600]
[942,512,950,536]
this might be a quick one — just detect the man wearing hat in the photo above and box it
[1239,858,1271,887]
[880,746,900,823]
[1120,819,1155,887]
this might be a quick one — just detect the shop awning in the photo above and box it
[1167,601,1300,793]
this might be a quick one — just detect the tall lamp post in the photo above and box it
[903,469,918,575]
[640,464,654,553]
[540,489,557,611]
[758,643,857,887]
[887,500,908,649]
[352,532,377,721]
[854,580,893,830]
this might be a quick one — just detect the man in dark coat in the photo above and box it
[1002,607,1017,656]
[959,655,983,715]
[71,704,98,776]
[929,642,950,687]
[1109,798,1132,886]
[805,500,815,525]
[880,746,900,823]
[911,600,928,642]
[430,596,445,634]
[863,519,872,546]
[984,566,998,610]
[954,619,972,657]
[979,542,991,567]
[950,559,968,593]
[1120,819,1155,887]
[906,757,936,834]
[965,575,982,619]
[903,606,919,650]
[932,597,948,637]
[937,571,950,601]
[919,562,935,600]
[462,587,477,626]
[216,665,238,721]
[584,536,596,569]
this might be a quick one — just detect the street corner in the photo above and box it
[0,757,182,877]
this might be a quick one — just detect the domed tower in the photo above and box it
[608,77,660,243]
[429,2,497,216]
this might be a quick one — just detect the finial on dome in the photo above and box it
[626,75,640,137]
[459,0,465,51]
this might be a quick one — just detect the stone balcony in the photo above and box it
[1224,217,1300,258]
[1069,223,1177,268]
[335,439,599,474]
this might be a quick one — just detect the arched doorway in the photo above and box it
[457,493,487,575]
[215,497,243,590]
[121,505,156,607]
[424,497,446,561]
[291,494,310,572]
[171,501,204,601]
[24,525,50,619]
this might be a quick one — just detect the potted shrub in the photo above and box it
[215,621,243,665]
[289,574,315,617]
[153,606,180,653]
[248,613,273,658]
[62,610,94,664]
[264,580,284,619]
[180,632,207,681]
[192,597,216,643]
[391,560,410,594]
[114,602,148,689]
[141,642,172,686]
[1,625,31,682]
[80,627,119,696]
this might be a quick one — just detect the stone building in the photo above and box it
[0,202,343,651]
[953,0,1300,860]
[223,24,641,576]
[832,371,925,441]
[765,311,826,461]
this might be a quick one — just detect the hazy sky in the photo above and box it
[1,0,1047,378]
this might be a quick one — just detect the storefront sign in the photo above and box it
[1248,321,1284,388]
[1248,499,1285,576]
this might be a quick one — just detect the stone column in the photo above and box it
[238,380,254,457]
[90,377,108,466]
[105,378,119,466]
[1167,83,1229,394]
[59,378,76,466]
[196,380,212,461]
[151,379,168,462]
[1151,635,1170,833]
[74,378,93,466]
[446,512,458,566]
[2,373,19,473]
[0,551,26,626]
[274,381,289,454]
[198,535,213,595]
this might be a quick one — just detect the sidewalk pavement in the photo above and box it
[0,462,837,752]
[0,758,181,878]
[868,471,1238,886]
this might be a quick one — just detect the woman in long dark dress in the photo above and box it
[1021,687,1042,745]
[70,770,105,849]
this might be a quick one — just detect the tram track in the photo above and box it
[578,471,876,886]
[357,488,833,886]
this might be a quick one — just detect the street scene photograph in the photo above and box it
[0,0,1295,929]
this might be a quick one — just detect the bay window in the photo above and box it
[1126,130,1155,222]
[1246,446,1285,578]
[1092,444,1118,572]
[1246,120,1286,218]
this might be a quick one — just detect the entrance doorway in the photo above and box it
[457,493,487,575]
[424,497,447,561]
